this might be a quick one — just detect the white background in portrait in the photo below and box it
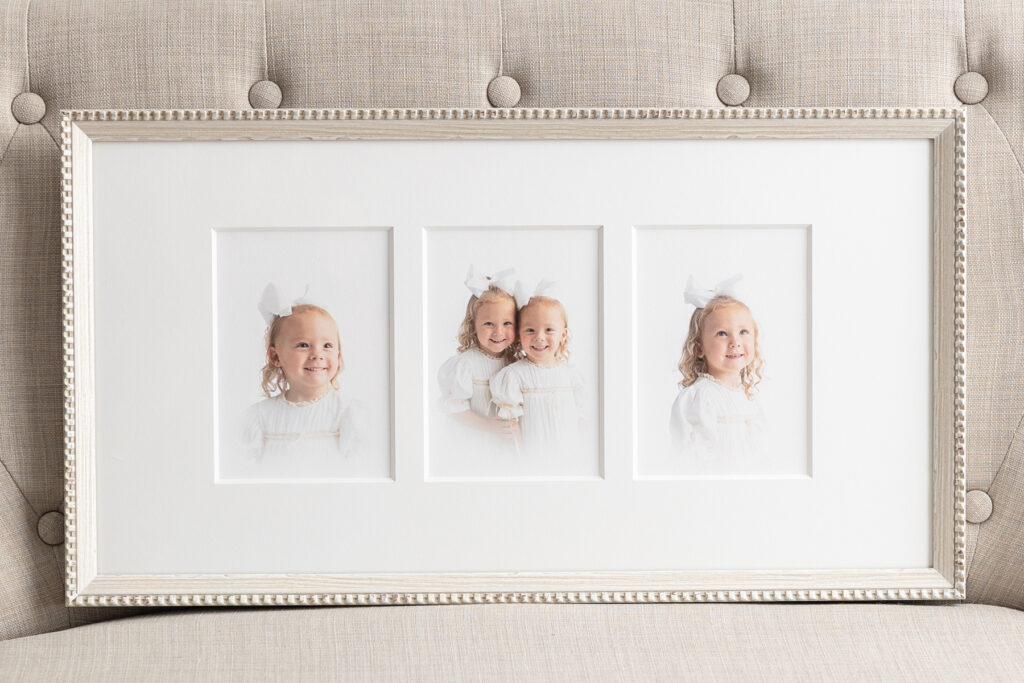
[215,229,391,482]
[426,228,600,478]
[90,136,932,575]
[636,226,809,477]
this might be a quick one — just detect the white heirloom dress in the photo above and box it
[436,348,515,457]
[489,359,586,457]
[437,348,508,418]
[668,374,764,473]
[244,388,361,476]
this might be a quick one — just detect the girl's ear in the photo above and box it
[268,347,281,367]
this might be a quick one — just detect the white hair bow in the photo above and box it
[257,283,316,325]
[684,274,743,308]
[514,278,558,310]
[464,266,517,298]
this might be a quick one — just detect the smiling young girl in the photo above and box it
[489,281,586,457]
[669,275,765,471]
[244,284,361,465]
[437,267,520,442]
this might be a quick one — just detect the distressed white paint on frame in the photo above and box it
[62,108,965,605]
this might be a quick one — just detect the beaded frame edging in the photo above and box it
[60,107,967,607]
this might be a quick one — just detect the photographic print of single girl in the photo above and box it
[242,284,364,474]
[668,275,766,474]
[215,228,392,482]
[635,225,810,479]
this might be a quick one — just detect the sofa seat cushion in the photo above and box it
[1,603,1022,681]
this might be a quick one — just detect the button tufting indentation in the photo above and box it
[487,75,521,108]
[965,489,993,524]
[249,80,283,109]
[716,74,750,106]
[37,510,65,546]
[954,72,988,104]
[11,92,45,124]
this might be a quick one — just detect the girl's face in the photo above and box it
[474,299,517,356]
[269,311,342,401]
[699,305,756,382]
[519,303,567,367]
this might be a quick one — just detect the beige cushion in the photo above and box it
[735,2,964,107]
[265,1,496,108]
[503,1,733,107]
[970,414,1024,608]
[964,0,1024,176]
[1,0,1024,643]
[25,0,265,140]
[1,604,1022,680]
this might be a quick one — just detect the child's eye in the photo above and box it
[483,322,494,327]
[324,342,334,348]
[740,329,749,335]
[716,331,727,337]
[298,342,310,348]
[503,321,513,326]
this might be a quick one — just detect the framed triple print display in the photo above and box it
[63,107,965,605]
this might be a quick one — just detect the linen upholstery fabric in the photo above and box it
[2,604,1024,681]
[0,0,1023,650]
[26,0,266,144]
[503,0,733,107]
[0,0,27,154]
[965,0,1024,172]
[266,0,498,108]
[736,1,966,108]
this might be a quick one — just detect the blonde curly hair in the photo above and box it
[678,295,763,399]
[456,286,519,362]
[518,296,571,363]
[260,304,345,397]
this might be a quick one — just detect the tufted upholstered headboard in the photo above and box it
[1,0,1021,640]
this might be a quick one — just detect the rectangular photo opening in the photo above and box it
[635,225,811,479]
[425,226,602,480]
[214,228,393,483]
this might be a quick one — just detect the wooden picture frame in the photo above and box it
[63,107,965,606]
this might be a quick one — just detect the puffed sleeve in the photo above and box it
[489,364,524,420]
[668,383,716,453]
[437,353,473,414]
[243,401,265,461]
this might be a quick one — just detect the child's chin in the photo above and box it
[482,345,509,355]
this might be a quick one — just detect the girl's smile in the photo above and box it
[519,303,567,368]
[269,311,342,402]
[699,304,756,386]
[474,300,517,356]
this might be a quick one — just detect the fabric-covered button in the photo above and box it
[37,510,65,546]
[965,489,993,524]
[487,75,521,107]
[954,72,988,104]
[11,92,46,124]
[716,74,750,106]
[249,80,283,108]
